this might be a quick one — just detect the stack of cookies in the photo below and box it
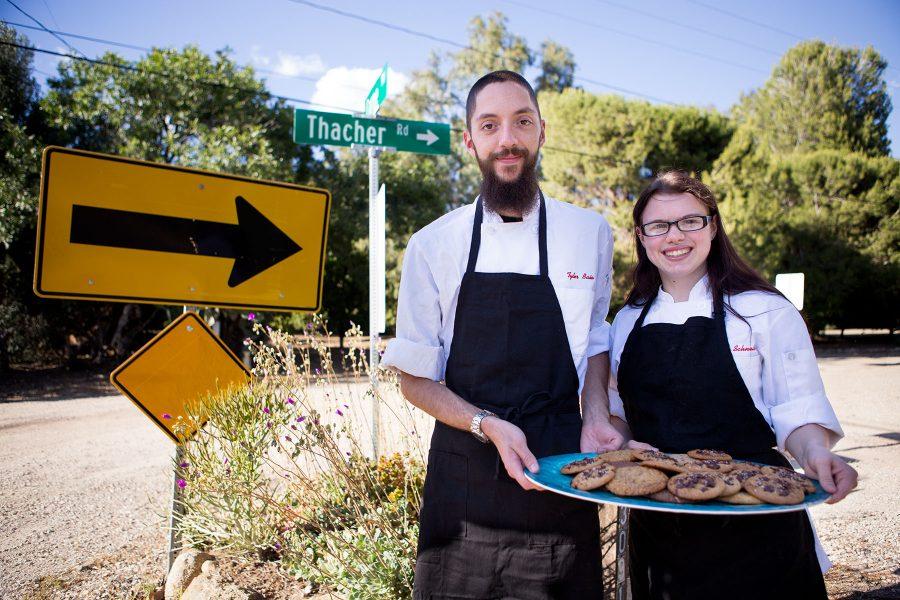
[561,449,816,506]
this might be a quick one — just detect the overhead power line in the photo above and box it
[590,0,781,57]
[0,39,637,168]
[3,20,372,94]
[285,0,677,104]
[5,0,85,58]
[0,39,359,114]
[683,0,804,41]
[506,0,766,74]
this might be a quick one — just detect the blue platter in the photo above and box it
[524,452,831,515]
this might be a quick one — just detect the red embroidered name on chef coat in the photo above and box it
[567,271,596,281]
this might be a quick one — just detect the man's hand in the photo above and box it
[481,417,541,491]
[580,416,625,453]
[800,446,858,504]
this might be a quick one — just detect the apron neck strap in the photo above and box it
[634,291,657,329]
[466,192,549,277]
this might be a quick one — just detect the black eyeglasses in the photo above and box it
[638,215,715,237]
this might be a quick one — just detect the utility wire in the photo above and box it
[5,0,85,58]
[3,20,372,93]
[285,0,677,104]
[0,39,360,114]
[590,0,781,57]
[0,39,637,168]
[505,0,766,74]
[683,0,803,41]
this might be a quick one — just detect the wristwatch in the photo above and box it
[470,409,497,444]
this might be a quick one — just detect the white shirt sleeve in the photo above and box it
[381,234,445,381]
[585,221,614,357]
[762,304,844,450]
[607,311,628,421]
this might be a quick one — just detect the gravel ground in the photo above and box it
[1,346,897,599]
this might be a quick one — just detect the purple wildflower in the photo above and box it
[284,435,291,442]
[177,479,186,489]
[286,397,295,405]
[274,542,281,550]
[247,312,256,321]
[263,406,270,414]
[343,403,349,409]
[296,416,305,423]
[179,462,189,468]
[266,421,273,428]
[290,425,297,430]
[161,413,172,420]
[223,458,229,465]
[336,409,343,417]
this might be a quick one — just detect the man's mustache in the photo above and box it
[490,147,528,160]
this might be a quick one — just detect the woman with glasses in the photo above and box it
[606,170,857,599]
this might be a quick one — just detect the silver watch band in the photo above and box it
[470,409,496,443]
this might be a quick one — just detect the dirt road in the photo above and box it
[1,348,898,599]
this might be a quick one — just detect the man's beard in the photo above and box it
[477,146,539,215]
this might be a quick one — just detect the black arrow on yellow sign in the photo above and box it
[69,196,301,287]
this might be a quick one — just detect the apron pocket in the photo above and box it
[421,449,468,542]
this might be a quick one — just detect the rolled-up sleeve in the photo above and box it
[585,221,614,357]
[381,234,445,381]
[764,306,844,450]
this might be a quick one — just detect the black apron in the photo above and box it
[617,292,827,600]
[413,195,603,599]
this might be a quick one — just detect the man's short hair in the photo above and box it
[465,70,539,131]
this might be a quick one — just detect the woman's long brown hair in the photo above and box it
[624,171,783,316]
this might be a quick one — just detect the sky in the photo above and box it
[3,0,899,156]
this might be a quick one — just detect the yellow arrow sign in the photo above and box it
[34,146,330,311]
[110,312,250,443]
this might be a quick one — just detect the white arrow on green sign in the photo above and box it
[293,109,451,156]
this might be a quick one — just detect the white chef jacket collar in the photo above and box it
[656,274,711,304]
[480,193,540,225]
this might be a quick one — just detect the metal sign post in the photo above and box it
[616,507,631,600]
[368,150,385,458]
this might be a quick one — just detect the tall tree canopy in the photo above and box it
[711,41,898,332]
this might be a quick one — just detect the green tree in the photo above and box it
[0,24,46,371]
[710,41,898,332]
[535,40,575,93]
[537,88,733,310]
[732,40,892,157]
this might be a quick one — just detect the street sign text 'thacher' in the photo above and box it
[293,109,450,156]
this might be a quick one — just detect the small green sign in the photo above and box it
[365,64,388,116]
[293,109,451,156]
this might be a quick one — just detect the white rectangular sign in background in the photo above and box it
[370,183,386,334]
[775,272,805,311]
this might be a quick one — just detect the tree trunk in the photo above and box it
[108,303,138,361]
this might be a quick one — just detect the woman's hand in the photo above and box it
[786,423,858,504]
[481,416,542,491]
[800,446,858,504]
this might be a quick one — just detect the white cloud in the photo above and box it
[310,66,410,113]
[250,47,326,77]
[273,52,326,77]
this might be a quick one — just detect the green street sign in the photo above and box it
[365,64,388,116]
[293,109,451,156]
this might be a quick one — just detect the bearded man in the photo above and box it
[382,70,620,599]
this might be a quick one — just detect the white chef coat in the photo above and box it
[382,195,614,394]
[607,276,844,451]
[608,276,842,572]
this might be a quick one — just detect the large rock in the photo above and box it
[164,549,214,600]
[181,559,262,600]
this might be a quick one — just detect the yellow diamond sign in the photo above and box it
[110,311,250,443]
